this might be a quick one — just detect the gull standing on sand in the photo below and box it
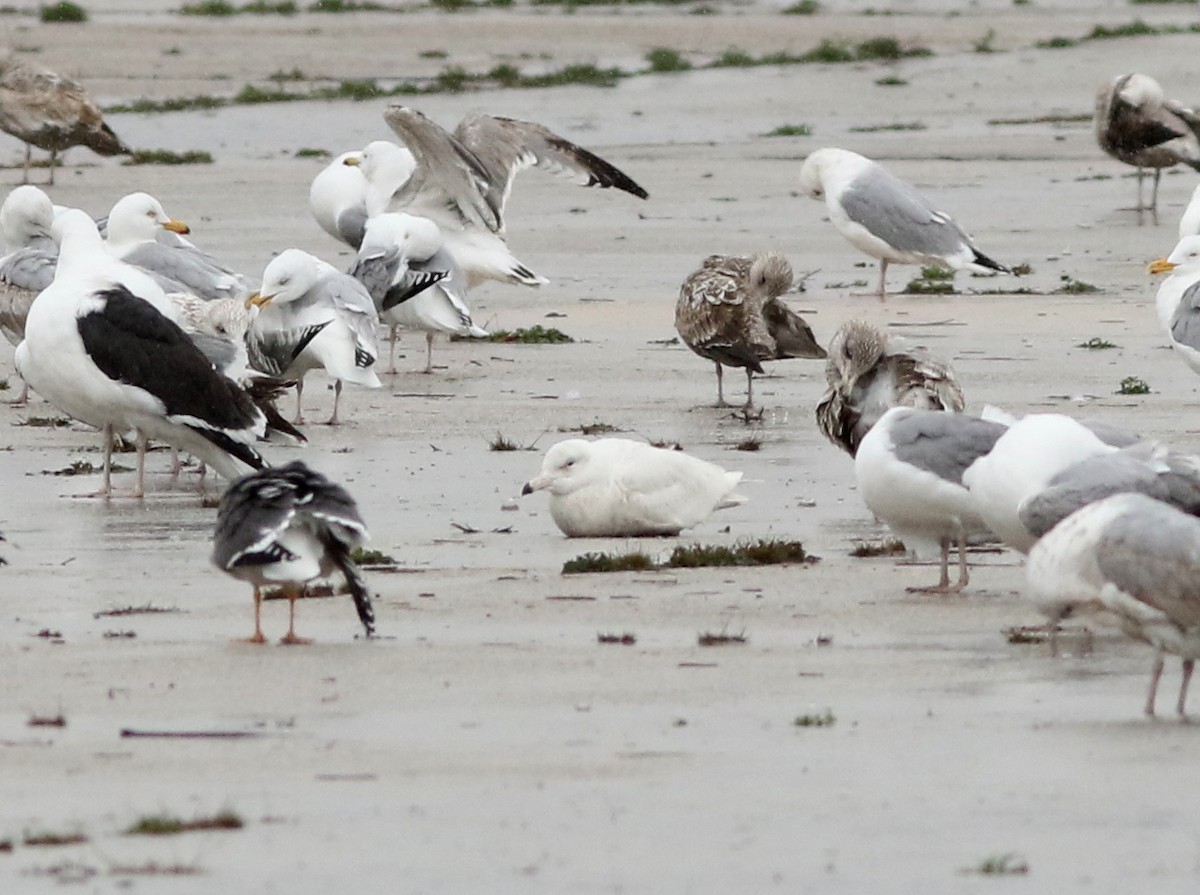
[1095,73,1200,222]
[674,252,825,410]
[854,406,1006,592]
[350,211,484,374]
[212,461,374,645]
[105,192,255,302]
[797,147,1009,299]
[372,106,648,288]
[246,248,381,425]
[521,438,746,537]
[0,54,130,185]
[1149,235,1200,376]
[961,413,1139,554]
[815,319,964,457]
[14,210,265,496]
[1026,492,1200,718]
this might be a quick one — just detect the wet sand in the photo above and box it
[3,5,1200,891]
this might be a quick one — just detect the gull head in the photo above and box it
[0,184,54,248]
[107,191,191,249]
[521,439,594,497]
[748,252,793,300]
[825,319,886,384]
[249,248,320,309]
[1116,72,1164,111]
[1150,234,1200,276]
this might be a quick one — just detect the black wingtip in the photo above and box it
[972,250,1010,275]
[331,546,375,637]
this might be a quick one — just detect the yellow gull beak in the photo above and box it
[1148,258,1176,275]
[343,155,361,167]
[161,219,191,235]
[245,292,273,310]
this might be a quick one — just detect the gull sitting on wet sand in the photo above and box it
[1095,73,1200,223]
[521,438,746,538]
[797,147,1009,299]
[371,105,648,288]
[674,252,825,410]
[246,248,382,426]
[815,318,964,457]
[1026,492,1200,718]
[854,406,1007,592]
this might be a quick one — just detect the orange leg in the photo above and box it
[238,585,267,644]
[280,584,313,646]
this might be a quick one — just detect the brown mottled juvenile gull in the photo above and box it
[521,438,746,537]
[675,252,825,409]
[213,461,374,645]
[376,105,648,288]
[855,406,1006,592]
[0,54,129,185]
[1095,73,1200,222]
[798,147,1009,299]
[815,319,964,457]
[1026,492,1200,718]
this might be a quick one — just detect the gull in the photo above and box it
[797,147,1009,299]
[246,248,381,425]
[1027,492,1200,718]
[105,192,254,302]
[351,140,416,219]
[854,406,1007,592]
[349,211,484,374]
[521,438,746,537]
[1095,73,1200,223]
[212,461,374,645]
[674,252,825,410]
[816,318,964,457]
[372,105,648,288]
[0,54,130,185]
[14,209,266,497]
[1149,235,1200,376]
[0,185,55,402]
[1019,444,1200,542]
[309,150,370,249]
[962,413,1140,554]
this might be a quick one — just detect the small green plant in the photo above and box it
[1004,625,1052,644]
[665,539,814,568]
[125,810,243,836]
[645,47,692,73]
[734,437,762,451]
[850,538,906,557]
[1035,35,1077,48]
[295,147,330,158]
[967,853,1029,876]
[1117,376,1150,395]
[488,432,522,451]
[782,0,818,12]
[793,709,836,727]
[1010,262,1033,275]
[874,75,907,86]
[474,325,575,343]
[1055,277,1098,294]
[762,123,812,137]
[973,27,997,52]
[93,603,180,618]
[560,421,620,435]
[1087,19,1158,39]
[562,551,656,574]
[1077,337,1117,349]
[23,830,88,847]
[903,267,956,294]
[18,415,71,427]
[40,1,87,22]
[848,121,927,133]
[350,547,395,565]
[180,0,236,13]
[855,37,930,61]
[419,49,449,58]
[597,632,637,644]
[698,629,746,646]
[123,149,214,166]
[802,39,855,63]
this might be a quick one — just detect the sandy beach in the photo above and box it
[3,2,1200,891]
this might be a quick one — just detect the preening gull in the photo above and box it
[105,192,254,302]
[1018,444,1200,542]
[1095,73,1200,222]
[1149,235,1200,376]
[816,318,964,457]
[0,184,56,345]
[375,105,648,288]
[212,461,374,645]
[350,211,484,374]
[674,252,825,409]
[797,147,1009,299]
[309,150,370,249]
[521,438,746,537]
[1027,492,1200,717]
[14,210,266,496]
[247,248,382,425]
[854,406,1006,592]
[0,54,129,185]
[962,413,1139,554]
[351,140,416,219]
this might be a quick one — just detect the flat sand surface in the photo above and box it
[3,4,1200,892]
